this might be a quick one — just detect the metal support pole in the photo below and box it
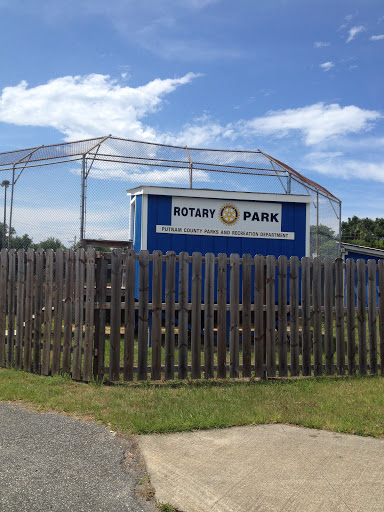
[80,155,86,241]
[8,167,15,249]
[185,146,193,189]
[287,173,291,194]
[189,163,193,189]
[1,180,10,248]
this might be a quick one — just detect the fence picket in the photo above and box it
[73,248,85,381]
[254,255,265,379]
[151,250,163,380]
[230,253,240,378]
[278,255,288,377]
[7,249,16,368]
[52,249,64,376]
[83,248,95,382]
[346,258,356,376]
[0,249,7,367]
[301,257,311,376]
[191,252,202,379]
[357,259,367,375]
[15,249,25,370]
[165,251,176,380]
[335,258,345,375]
[368,259,377,375]
[289,256,299,376]
[63,249,74,375]
[178,252,189,380]
[42,249,53,376]
[266,255,276,377]
[204,253,215,379]
[137,250,149,381]
[23,248,34,372]
[217,253,227,379]
[378,260,384,376]
[312,257,322,376]
[33,249,44,374]
[94,254,107,380]
[109,249,122,382]
[124,250,135,381]
[242,254,252,378]
[324,258,334,375]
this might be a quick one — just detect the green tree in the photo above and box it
[11,233,34,251]
[37,237,65,251]
[342,216,384,249]
[310,224,339,258]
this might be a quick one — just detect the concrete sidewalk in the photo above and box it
[139,424,384,512]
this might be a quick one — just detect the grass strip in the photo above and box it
[1,369,384,437]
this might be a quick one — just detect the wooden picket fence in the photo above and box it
[0,247,384,382]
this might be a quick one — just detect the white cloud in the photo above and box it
[333,135,384,150]
[370,34,384,41]
[71,165,210,184]
[162,121,234,147]
[237,103,381,146]
[346,25,366,43]
[304,152,384,182]
[320,61,334,72]
[126,168,210,184]
[0,73,200,141]
[0,74,381,151]
[314,41,330,48]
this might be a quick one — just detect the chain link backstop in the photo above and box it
[0,136,341,256]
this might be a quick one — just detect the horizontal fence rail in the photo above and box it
[0,248,383,382]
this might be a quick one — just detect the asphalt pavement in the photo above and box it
[0,402,156,512]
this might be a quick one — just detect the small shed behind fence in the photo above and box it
[342,243,384,306]
[341,243,384,264]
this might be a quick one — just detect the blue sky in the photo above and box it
[0,0,383,242]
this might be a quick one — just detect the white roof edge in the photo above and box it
[126,186,314,204]
[341,243,384,258]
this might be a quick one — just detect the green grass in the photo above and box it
[1,368,384,437]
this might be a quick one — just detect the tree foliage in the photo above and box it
[310,224,339,258]
[0,223,65,251]
[11,233,34,251]
[36,237,65,251]
[341,216,384,249]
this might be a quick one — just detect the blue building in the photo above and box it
[128,186,312,259]
[341,243,384,264]
[341,243,384,306]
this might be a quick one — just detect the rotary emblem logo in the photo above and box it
[219,204,239,226]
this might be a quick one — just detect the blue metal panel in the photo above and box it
[344,252,383,306]
[146,195,307,259]
[346,251,384,263]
